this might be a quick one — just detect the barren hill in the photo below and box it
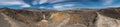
[0,8,120,27]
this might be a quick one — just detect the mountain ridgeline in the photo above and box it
[0,8,120,27]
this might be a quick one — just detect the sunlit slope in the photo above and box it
[0,8,120,27]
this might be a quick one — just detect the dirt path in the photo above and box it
[96,12,120,27]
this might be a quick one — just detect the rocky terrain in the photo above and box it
[0,8,120,27]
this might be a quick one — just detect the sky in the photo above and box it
[0,0,120,10]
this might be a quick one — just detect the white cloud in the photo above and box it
[54,5,63,9]
[107,5,120,7]
[32,0,48,5]
[39,0,48,4]
[64,4,74,6]
[40,7,46,8]
[0,0,23,5]
[49,0,66,3]
[0,2,22,5]
[32,0,38,5]
[53,4,74,10]
[33,0,66,5]
[0,0,31,7]
[103,0,114,5]
[21,4,31,7]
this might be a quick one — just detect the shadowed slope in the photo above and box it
[98,8,120,20]
[0,8,120,27]
[0,9,55,27]
[96,8,120,27]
